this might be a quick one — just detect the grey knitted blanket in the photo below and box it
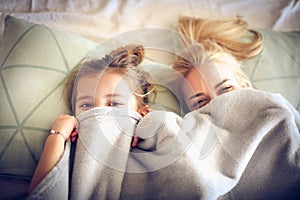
[28,89,300,200]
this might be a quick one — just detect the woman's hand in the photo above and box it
[51,115,78,142]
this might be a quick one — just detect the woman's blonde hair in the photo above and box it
[63,44,150,114]
[173,16,263,86]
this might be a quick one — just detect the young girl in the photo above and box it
[173,16,263,112]
[28,44,151,195]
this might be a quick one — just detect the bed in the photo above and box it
[0,0,300,199]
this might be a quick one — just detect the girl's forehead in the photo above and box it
[76,72,134,94]
[77,72,120,87]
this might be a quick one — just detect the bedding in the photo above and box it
[27,89,300,199]
[273,0,300,31]
[0,0,294,43]
[0,0,300,199]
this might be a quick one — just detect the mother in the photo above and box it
[172,16,300,199]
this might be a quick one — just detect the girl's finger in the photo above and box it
[131,136,139,147]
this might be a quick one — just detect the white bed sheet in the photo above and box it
[0,0,296,43]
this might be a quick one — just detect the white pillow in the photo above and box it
[273,0,300,31]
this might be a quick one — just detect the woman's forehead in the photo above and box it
[182,62,238,93]
[195,61,236,78]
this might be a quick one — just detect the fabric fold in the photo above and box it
[71,107,141,200]
[27,89,300,200]
[121,89,300,199]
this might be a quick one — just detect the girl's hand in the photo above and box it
[51,115,78,142]
[138,105,150,117]
[131,105,150,147]
[28,114,78,195]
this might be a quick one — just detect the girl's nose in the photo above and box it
[94,100,105,108]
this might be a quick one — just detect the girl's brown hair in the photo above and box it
[63,44,150,114]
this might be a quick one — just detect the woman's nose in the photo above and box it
[208,89,218,99]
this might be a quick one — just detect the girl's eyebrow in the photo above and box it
[105,93,122,97]
[77,95,93,102]
[77,94,125,101]
[105,93,126,100]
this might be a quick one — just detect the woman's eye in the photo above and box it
[219,85,234,94]
[192,98,209,109]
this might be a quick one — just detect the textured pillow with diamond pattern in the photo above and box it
[0,16,97,179]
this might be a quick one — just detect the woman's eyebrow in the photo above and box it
[189,92,205,100]
[214,79,230,89]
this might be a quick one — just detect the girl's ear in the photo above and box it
[240,83,247,88]
[138,105,150,117]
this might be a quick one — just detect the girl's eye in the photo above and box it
[80,103,94,108]
[107,101,124,107]
[192,98,209,109]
